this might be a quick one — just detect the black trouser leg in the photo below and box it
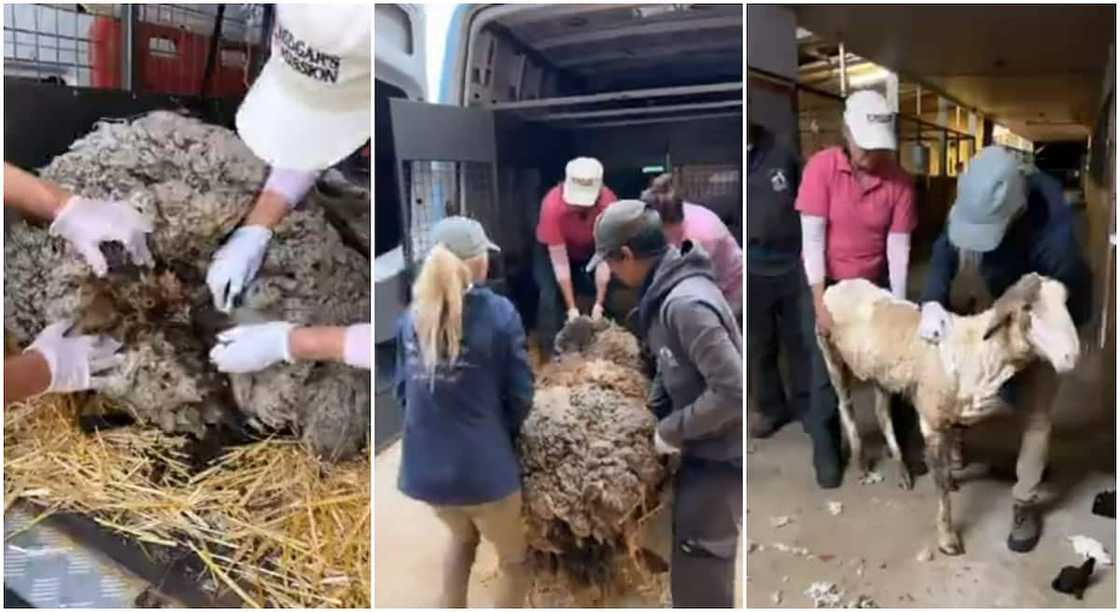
[775,268,810,421]
[800,282,842,486]
[670,458,742,608]
[747,273,787,421]
[532,245,562,357]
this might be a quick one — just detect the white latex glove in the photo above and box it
[206,226,272,313]
[26,320,124,393]
[209,322,295,373]
[591,303,604,321]
[919,302,952,343]
[49,196,154,277]
[653,428,680,455]
[566,307,580,322]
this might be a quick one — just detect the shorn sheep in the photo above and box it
[816,273,1079,555]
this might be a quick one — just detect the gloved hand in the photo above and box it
[566,307,580,322]
[591,303,604,321]
[209,322,295,373]
[206,226,273,313]
[49,196,154,277]
[919,301,952,343]
[653,427,680,455]
[26,320,124,393]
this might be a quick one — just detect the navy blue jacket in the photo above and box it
[393,286,534,506]
[922,171,1092,327]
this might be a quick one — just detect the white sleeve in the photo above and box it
[887,232,911,300]
[263,167,319,207]
[342,323,371,369]
[801,215,827,285]
[548,244,571,283]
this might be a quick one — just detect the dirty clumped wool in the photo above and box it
[3,111,370,459]
[519,317,666,601]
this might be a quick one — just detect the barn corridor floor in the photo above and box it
[745,386,1116,608]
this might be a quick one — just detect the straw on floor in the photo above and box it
[4,394,371,608]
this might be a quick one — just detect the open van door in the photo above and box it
[387,100,503,283]
[373,4,426,449]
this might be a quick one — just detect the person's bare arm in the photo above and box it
[289,324,370,368]
[4,163,69,220]
[548,244,578,312]
[4,352,51,405]
[594,261,610,306]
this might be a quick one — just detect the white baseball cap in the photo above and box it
[236,4,371,172]
[843,90,897,151]
[562,157,604,207]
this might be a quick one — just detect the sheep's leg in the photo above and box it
[817,337,862,473]
[923,423,962,555]
[874,387,911,490]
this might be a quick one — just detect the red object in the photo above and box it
[794,146,917,282]
[89,16,262,97]
[535,184,618,262]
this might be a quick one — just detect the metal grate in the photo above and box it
[3,4,266,93]
[4,4,96,86]
[403,160,499,267]
[676,163,742,234]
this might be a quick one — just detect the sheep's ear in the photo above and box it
[982,311,1012,340]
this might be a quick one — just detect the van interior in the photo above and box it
[374,4,743,444]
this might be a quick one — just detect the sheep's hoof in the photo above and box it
[938,533,964,556]
[897,463,914,490]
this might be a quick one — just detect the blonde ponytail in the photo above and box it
[411,244,473,372]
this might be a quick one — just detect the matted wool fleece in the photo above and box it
[519,317,667,598]
[3,111,370,459]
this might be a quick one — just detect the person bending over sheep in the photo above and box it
[797,90,923,488]
[917,145,1092,553]
[587,200,742,607]
[205,5,370,371]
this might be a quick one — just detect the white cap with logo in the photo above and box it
[843,90,897,151]
[236,4,371,172]
[562,157,604,207]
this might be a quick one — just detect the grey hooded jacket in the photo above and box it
[639,241,743,463]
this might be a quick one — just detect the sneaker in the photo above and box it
[1008,503,1042,553]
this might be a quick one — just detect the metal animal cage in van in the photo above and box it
[3,4,269,96]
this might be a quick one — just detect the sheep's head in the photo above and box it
[982,273,1079,373]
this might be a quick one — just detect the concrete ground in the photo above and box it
[374,441,743,607]
[746,344,1116,608]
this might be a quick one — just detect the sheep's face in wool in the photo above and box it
[983,273,1080,373]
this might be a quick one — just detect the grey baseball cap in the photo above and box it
[432,216,500,259]
[948,146,1027,253]
[584,199,663,272]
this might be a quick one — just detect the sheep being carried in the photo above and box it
[518,316,667,601]
[815,273,1079,555]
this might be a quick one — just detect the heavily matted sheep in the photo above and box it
[4,111,370,460]
[816,273,1079,555]
[519,316,667,599]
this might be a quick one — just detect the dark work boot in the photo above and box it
[1008,503,1042,553]
[749,412,792,439]
[811,431,843,489]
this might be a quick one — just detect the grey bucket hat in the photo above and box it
[948,146,1028,253]
[584,199,663,272]
[432,216,500,260]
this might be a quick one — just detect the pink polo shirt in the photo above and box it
[795,146,916,281]
[666,202,743,305]
[536,184,618,262]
